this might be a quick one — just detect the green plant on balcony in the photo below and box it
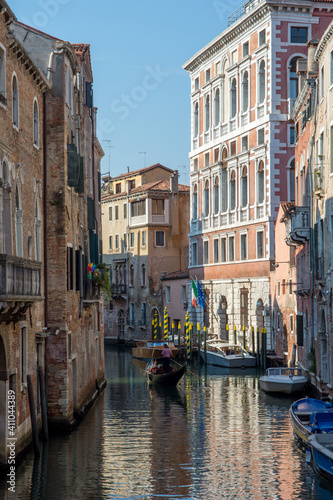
[87,262,111,301]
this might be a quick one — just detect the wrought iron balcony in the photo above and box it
[284,206,310,246]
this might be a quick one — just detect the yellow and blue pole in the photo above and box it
[226,323,229,342]
[164,306,168,342]
[171,322,175,345]
[251,326,255,355]
[178,321,181,350]
[234,325,237,344]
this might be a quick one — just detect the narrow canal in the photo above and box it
[1,345,333,499]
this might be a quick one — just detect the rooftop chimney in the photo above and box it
[170,170,179,193]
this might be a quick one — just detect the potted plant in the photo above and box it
[87,262,112,300]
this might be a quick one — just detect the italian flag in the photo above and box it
[191,278,198,308]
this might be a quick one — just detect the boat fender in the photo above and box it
[305,448,312,465]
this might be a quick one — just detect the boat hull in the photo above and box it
[259,377,307,394]
[308,433,333,481]
[147,365,186,386]
[289,398,333,447]
[201,350,256,368]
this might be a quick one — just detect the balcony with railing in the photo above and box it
[284,206,310,246]
[0,254,42,299]
[227,0,264,26]
[111,283,127,297]
[0,254,42,322]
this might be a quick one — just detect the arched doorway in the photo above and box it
[117,309,125,340]
[217,295,228,340]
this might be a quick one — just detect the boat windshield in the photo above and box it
[210,345,244,356]
[267,368,303,376]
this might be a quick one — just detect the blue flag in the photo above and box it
[197,280,205,309]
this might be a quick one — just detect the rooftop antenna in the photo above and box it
[178,165,188,185]
[139,152,147,169]
[101,140,114,178]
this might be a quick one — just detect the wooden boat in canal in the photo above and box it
[132,340,179,361]
[289,397,333,447]
[146,361,186,386]
[259,367,308,394]
[200,339,256,368]
[308,431,333,481]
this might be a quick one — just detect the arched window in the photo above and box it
[2,160,12,254]
[12,75,19,127]
[204,95,210,131]
[15,184,23,257]
[241,166,248,207]
[258,60,265,104]
[204,179,209,217]
[214,176,219,214]
[221,149,228,212]
[242,71,249,112]
[258,160,265,204]
[289,159,295,202]
[230,170,236,210]
[192,184,198,219]
[35,199,41,261]
[214,88,220,126]
[130,265,134,286]
[194,102,199,137]
[230,78,237,118]
[33,99,39,146]
[289,57,301,100]
[141,264,146,287]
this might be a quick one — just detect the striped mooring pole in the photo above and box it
[153,310,158,340]
[178,321,181,350]
[164,306,168,342]
[185,311,190,360]
[226,323,229,342]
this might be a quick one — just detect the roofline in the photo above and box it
[315,19,333,61]
[102,163,174,182]
[0,0,16,22]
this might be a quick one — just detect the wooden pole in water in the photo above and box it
[153,310,158,340]
[262,328,267,370]
[159,322,161,340]
[38,366,48,442]
[27,374,40,457]
[251,326,255,356]
[197,322,201,363]
[171,322,175,345]
[243,325,246,349]
[256,326,260,367]
[226,323,229,342]
[178,321,181,351]
[190,322,193,361]
[234,325,237,344]
[151,318,154,339]
[203,326,207,364]
[164,306,168,342]
[186,312,190,360]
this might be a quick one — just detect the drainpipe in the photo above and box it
[42,91,48,405]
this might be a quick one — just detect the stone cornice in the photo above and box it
[7,34,50,91]
[315,20,333,61]
[183,3,270,73]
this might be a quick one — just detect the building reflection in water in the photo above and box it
[2,347,333,499]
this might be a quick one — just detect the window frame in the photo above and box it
[155,230,165,247]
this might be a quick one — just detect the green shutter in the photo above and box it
[67,144,79,187]
[87,197,95,230]
[296,315,304,347]
[75,157,84,194]
[89,230,98,264]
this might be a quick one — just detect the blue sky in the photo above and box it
[12,0,242,183]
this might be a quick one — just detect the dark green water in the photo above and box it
[1,345,333,499]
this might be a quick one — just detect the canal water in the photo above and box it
[1,345,333,499]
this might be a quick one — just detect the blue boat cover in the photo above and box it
[292,398,332,412]
[310,411,333,433]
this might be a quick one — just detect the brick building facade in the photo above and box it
[0,1,105,470]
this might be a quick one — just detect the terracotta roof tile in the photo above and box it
[101,163,173,182]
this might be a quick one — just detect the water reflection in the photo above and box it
[1,345,333,499]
